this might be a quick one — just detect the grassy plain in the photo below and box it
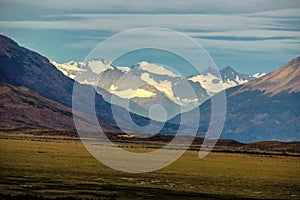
[0,135,299,199]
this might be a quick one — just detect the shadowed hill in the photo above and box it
[0,78,120,134]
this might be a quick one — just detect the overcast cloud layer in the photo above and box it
[0,0,299,74]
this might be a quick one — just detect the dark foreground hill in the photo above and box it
[0,78,120,135]
[0,34,165,133]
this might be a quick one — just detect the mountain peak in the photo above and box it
[89,58,112,65]
[201,66,220,77]
[236,56,300,95]
[223,66,235,71]
[283,56,300,69]
[220,66,238,78]
[0,34,25,60]
[136,61,150,66]
[0,34,17,46]
[220,66,239,75]
[220,66,252,86]
[135,61,180,77]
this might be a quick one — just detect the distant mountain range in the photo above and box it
[51,59,265,120]
[171,57,300,143]
[0,34,299,143]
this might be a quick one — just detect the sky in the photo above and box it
[0,0,299,75]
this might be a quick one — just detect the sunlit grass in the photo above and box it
[0,137,299,199]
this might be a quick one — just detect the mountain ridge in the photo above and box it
[200,57,300,142]
[52,59,263,120]
[234,56,300,95]
[0,34,163,132]
[1,34,299,143]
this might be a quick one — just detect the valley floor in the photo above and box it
[0,134,299,199]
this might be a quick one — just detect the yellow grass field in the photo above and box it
[0,136,299,199]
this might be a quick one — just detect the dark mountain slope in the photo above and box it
[206,57,300,142]
[171,57,300,143]
[0,35,154,128]
[0,78,120,134]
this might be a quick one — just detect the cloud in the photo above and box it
[1,0,300,14]
[1,9,299,53]
[197,36,299,41]
[200,38,300,53]
[1,9,299,32]
[0,1,299,73]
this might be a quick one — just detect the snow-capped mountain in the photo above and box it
[52,59,263,120]
[51,59,116,86]
[188,66,265,94]
[171,57,300,143]
[136,61,180,77]
[252,72,266,78]
[51,60,85,79]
